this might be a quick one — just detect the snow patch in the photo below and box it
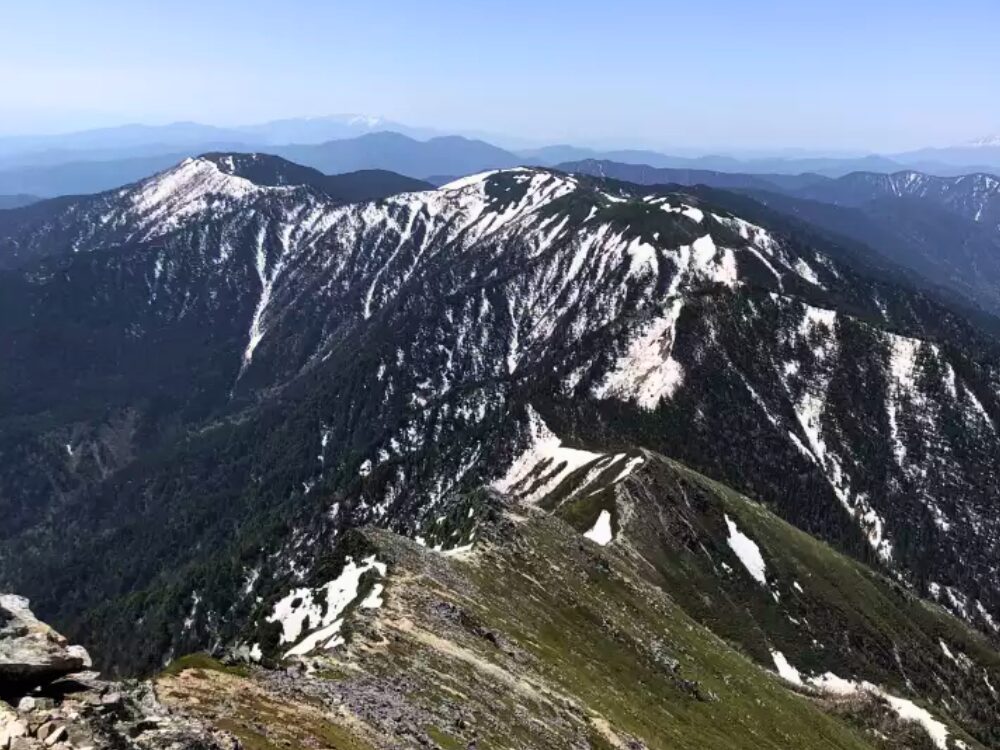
[584,510,614,546]
[360,583,385,610]
[440,171,500,191]
[880,693,950,750]
[771,650,803,685]
[724,514,767,586]
[775,656,953,750]
[793,257,821,286]
[267,555,386,657]
[592,300,685,409]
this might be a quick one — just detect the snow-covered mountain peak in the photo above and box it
[367,168,581,248]
[966,133,1000,147]
[0,155,325,266]
[128,156,269,224]
[346,114,385,128]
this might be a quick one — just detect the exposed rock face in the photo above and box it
[1,595,236,750]
[0,596,89,689]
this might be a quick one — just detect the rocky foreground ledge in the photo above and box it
[1,594,236,750]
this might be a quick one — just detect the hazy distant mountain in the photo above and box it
[0,141,255,170]
[274,132,523,178]
[0,122,249,158]
[0,194,38,209]
[5,117,1000,201]
[0,137,446,198]
[794,171,1000,229]
[0,153,196,197]
[559,158,830,192]
[0,116,433,170]
[518,144,600,164]
[238,114,438,144]
[549,143,1000,176]
[523,145,909,177]
[6,116,1000,191]
[893,136,1000,171]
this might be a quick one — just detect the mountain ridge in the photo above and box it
[565,159,1000,318]
[0,153,431,270]
[0,159,998,749]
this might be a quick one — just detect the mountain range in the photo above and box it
[0,115,432,162]
[3,119,1000,199]
[1,152,999,748]
[0,132,515,197]
[564,160,1000,320]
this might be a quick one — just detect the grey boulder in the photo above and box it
[0,596,91,688]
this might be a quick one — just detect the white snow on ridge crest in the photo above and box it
[492,406,604,503]
[439,171,502,191]
[492,407,644,504]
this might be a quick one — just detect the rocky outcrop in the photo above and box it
[0,596,90,690]
[1,595,237,750]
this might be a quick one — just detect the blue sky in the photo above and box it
[2,1,999,151]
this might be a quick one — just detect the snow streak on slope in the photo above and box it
[724,514,768,585]
[770,651,804,685]
[776,298,893,561]
[243,226,273,366]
